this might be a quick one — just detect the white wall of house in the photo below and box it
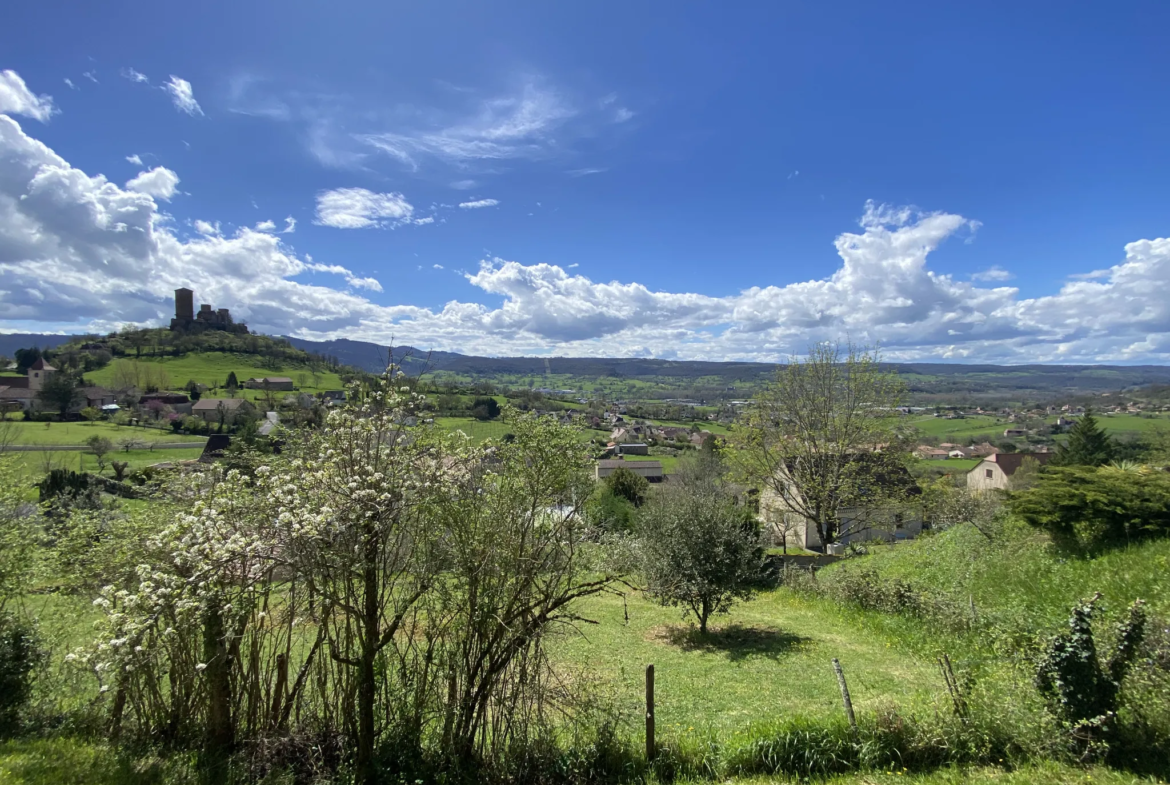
[967,460,1009,491]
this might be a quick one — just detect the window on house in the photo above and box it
[985,469,994,479]
[894,513,904,529]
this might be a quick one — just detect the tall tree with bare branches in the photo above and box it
[732,341,912,547]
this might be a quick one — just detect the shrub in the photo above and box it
[1035,593,1147,759]
[603,466,649,507]
[0,614,44,737]
[1010,465,1170,551]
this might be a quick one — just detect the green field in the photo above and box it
[1,421,205,446]
[6,446,203,480]
[908,414,1007,440]
[85,353,346,395]
[552,589,941,735]
[910,412,1170,442]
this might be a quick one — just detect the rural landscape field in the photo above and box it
[7,4,1170,783]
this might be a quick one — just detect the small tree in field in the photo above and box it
[79,406,101,424]
[85,435,113,474]
[639,483,762,633]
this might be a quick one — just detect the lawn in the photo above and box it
[551,588,943,736]
[1,420,205,446]
[84,353,346,394]
[7,446,204,480]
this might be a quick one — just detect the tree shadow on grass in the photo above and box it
[654,623,812,662]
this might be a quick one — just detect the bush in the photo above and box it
[603,466,649,507]
[1010,465,1170,551]
[0,614,43,737]
[1035,594,1147,759]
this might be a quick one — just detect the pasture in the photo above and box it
[0,420,205,446]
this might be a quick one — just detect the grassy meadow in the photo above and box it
[1,421,205,446]
[85,353,346,396]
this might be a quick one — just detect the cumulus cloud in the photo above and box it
[458,198,498,209]
[125,166,180,200]
[282,216,296,233]
[0,70,56,122]
[255,219,277,232]
[314,187,430,229]
[5,111,1170,363]
[163,76,203,116]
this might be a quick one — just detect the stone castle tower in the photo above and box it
[170,287,248,334]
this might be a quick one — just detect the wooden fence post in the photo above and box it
[832,657,858,738]
[645,664,655,762]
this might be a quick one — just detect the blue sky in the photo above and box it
[2,1,1170,362]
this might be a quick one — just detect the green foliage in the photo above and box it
[603,465,649,507]
[1055,409,1115,467]
[734,341,911,546]
[36,371,82,417]
[0,459,37,613]
[470,394,500,420]
[1010,465,1170,551]
[224,371,238,390]
[638,483,763,633]
[1035,594,1147,757]
[0,614,43,738]
[583,485,635,534]
[36,469,97,510]
[78,407,101,424]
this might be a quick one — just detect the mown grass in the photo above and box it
[7,447,203,480]
[1,421,205,446]
[551,589,946,736]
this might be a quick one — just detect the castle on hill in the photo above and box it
[169,288,248,334]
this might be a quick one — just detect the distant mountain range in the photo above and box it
[6,332,1170,399]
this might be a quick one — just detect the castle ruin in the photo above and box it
[170,288,249,334]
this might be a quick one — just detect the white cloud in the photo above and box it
[282,216,296,233]
[971,266,1013,282]
[614,107,634,123]
[125,166,180,200]
[255,219,276,232]
[0,70,56,122]
[83,71,98,84]
[451,179,478,190]
[314,187,423,229]
[359,81,577,169]
[64,78,77,91]
[122,68,150,84]
[126,154,143,166]
[163,76,203,116]
[433,264,444,270]
[568,167,606,177]
[6,112,1170,363]
[459,198,499,209]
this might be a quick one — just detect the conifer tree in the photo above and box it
[1056,408,1114,466]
